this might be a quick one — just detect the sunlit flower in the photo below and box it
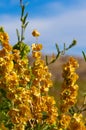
[58,114,71,129]
[32,29,40,37]
[32,51,42,59]
[68,113,86,130]
[0,31,9,43]
[32,43,42,51]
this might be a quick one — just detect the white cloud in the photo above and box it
[30,9,86,44]
[0,7,86,55]
[41,1,65,14]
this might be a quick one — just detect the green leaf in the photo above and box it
[23,13,28,24]
[25,21,29,28]
[16,29,20,42]
[45,55,48,65]
[22,5,25,17]
[82,51,86,62]
[55,43,60,53]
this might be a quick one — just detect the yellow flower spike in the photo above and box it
[60,57,79,113]
[32,29,40,37]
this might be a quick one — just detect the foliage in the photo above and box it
[0,0,86,130]
[82,51,86,62]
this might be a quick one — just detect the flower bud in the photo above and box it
[32,29,40,37]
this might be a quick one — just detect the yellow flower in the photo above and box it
[0,32,9,43]
[8,108,20,124]
[7,61,14,71]
[68,114,86,130]
[32,29,40,37]
[59,114,71,129]
[13,49,21,61]
[31,86,40,97]
[73,113,83,123]
[32,43,42,51]
[3,42,12,52]
[32,51,42,59]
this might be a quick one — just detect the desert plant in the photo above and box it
[0,0,86,130]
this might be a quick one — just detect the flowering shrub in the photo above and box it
[0,0,86,130]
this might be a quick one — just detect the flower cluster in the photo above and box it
[60,57,79,113]
[0,28,32,130]
[57,57,86,130]
[0,28,58,130]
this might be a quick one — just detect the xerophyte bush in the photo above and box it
[0,0,86,130]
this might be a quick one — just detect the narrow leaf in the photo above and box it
[82,51,86,61]
[24,21,29,28]
[21,5,25,17]
[55,43,60,53]
[23,13,28,24]
[45,55,48,65]
[64,43,66,51]
[16,29,20,42]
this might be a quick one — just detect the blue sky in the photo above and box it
[0,0,86,56]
